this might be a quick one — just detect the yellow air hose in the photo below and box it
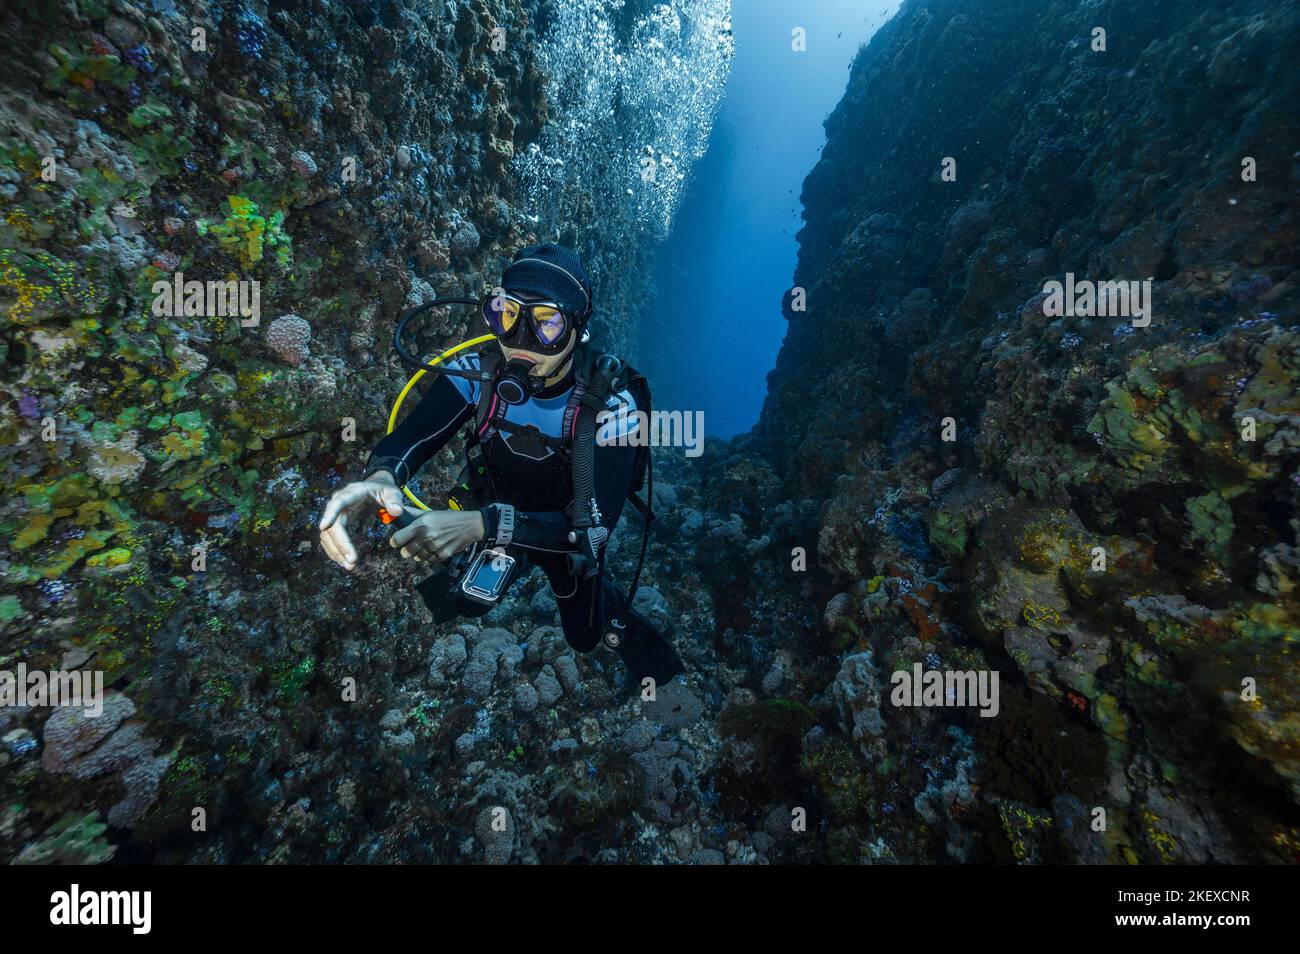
[386,333,497,511]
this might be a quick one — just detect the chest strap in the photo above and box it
[472,351,607,452]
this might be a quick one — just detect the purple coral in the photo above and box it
[449,221,481,257]
[122,44,156,74]
[42,693,172,828]
[1229,274,1272,302]
[235,10,267,59]
[266,314,312,366]
[290,150,318,178]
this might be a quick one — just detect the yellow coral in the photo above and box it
[86,547,132,568]
[1140,809,1181,863]
[1022,600,1065,630]
[0,251,54,324]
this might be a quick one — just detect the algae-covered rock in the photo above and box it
[754,0,1300,863]
[831,652,885,759]
[12,812,116,865]
[0,0,733,865]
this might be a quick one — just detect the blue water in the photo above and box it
[638,0,895,439]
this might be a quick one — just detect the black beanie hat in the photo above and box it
[501,243,593,318]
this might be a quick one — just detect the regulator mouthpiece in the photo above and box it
[495,358,540,406]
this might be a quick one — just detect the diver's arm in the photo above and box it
[388,508,485,562]
[364,373,475,485]
[488,441,637,552]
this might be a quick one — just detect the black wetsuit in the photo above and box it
[366,353,639,652]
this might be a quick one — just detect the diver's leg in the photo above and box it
[540,557,603,652]
[541,559,685,685]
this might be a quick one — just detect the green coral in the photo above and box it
[1231,602,1294,642]
[996,800,1055,863]
[801,736,875,822]
[1088,378,1170,479]
[720,699,816,740]
[274,656,317,707]
[1139,808,1183,864]
[6,474,138,581]
[0,247,109,323]
[44,43,135,93]
[12,812,116,864]
[203,677,236,705]
[128,127,195,180]
[1094,693,1130,761]
[127,101,172,128]
[159,410,208,460]
[1087,353,1225,480]
[208,195,293,269]
[85,546,132,568]
[1185,491,1234,566]
[0,596,22,622]
[926,508,969,560]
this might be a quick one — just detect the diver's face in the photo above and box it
[499,289,578,380]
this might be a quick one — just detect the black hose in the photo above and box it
[623,452,652,616]
[392,297,488,382]
[571,355,619,528]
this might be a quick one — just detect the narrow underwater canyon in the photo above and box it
[1,0,1297,866]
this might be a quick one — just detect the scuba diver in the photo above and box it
[318,242,684,687]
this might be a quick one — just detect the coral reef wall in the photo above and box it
[747,0,1300,861]
[3,0,1296,867]
[0,0,730,863]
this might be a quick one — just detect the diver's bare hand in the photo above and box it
[319,472,405,571]
[388,510,486,563]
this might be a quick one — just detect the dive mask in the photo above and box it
[482,291,575,354]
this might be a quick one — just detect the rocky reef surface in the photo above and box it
[0,0,737,863]
[3,0,1296,867]
[745,0,1300,862]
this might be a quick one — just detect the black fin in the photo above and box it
[615,607,685,687]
